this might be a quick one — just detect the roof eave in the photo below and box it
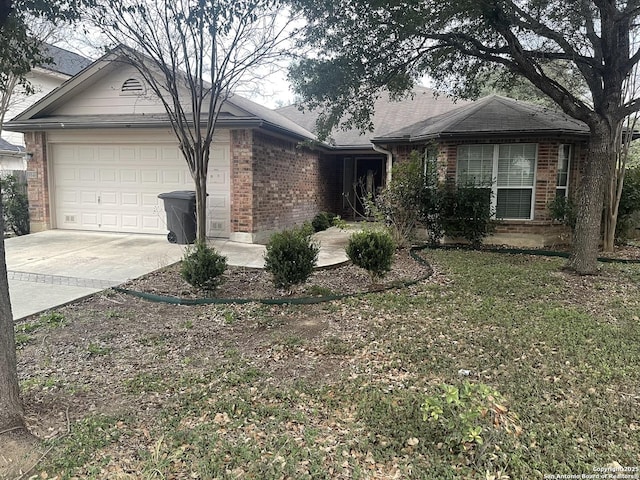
[373,128,591,144]
[4,117,325,148]
[259,120,318,143]
[4,117,266,132]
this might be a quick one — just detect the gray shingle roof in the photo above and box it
[373,95,589,143]
[227,94,316,141]
[40,43,92,77]
[277,86,471,148]
[0,138,24,152]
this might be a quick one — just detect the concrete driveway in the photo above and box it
[5,230,186,321]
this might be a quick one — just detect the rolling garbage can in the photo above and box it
[158,190,197,244]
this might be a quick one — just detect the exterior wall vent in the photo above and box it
[121,78,145,95]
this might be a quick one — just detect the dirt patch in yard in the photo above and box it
[13,250,432,441]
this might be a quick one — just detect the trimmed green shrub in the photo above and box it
[438,183,496,247]
[0,174,30,236]
[346,229,395,281]
[180,242,227,290]
[548,194,577,231]
[312,212,336,232]
[264,227,319,288]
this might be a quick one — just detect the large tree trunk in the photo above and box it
[568,122,614,274]
[0,187,26,433]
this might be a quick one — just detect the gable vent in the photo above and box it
[121,78,145,95]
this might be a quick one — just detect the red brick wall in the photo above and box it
[388,137,587,239]
[251,131,340,233]
[493,221,570,236]
[230,129,341,239]
[23,131,50,232]
[390,143,456,184]
[230,129,254,234]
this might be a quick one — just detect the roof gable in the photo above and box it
[7,47,316,142]
[374,95,589,142]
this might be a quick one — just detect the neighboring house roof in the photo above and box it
[39,43,92,77]
[0,138,25,153]
[373,95,590,143]
[277,87,472,149]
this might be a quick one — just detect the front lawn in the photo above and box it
[15,249,640,479]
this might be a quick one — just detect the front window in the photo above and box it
[457,143,537,220]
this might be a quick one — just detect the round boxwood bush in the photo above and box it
[264,227,319,288]
[180,242,227,290]
[312,212,336,232]
[346,230,395,281]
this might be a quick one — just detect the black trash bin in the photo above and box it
[158,190,197,244]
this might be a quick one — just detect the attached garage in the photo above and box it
[6,50,330,243]
[47,130,231,238]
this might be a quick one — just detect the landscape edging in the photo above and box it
[113,247,434,306]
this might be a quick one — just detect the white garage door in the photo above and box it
[51,143,230,237]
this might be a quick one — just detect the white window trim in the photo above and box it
[556,144,572,198]
[456,143,538,221]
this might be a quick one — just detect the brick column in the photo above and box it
[229,129,254,242]
[24,132,51,232]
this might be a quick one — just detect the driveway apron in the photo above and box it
[5,231,185,320]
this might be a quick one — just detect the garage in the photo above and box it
[49,132,231,238]
[6,51,324,243]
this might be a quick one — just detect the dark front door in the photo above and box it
[342,156,385,218]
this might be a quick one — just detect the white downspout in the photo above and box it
[372,143,393,186]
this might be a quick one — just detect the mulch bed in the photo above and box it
[122,249,433,301]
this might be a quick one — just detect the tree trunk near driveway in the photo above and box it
[0,186,26,434]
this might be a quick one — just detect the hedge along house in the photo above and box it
[4,49,344,244]
[368,95,592,247]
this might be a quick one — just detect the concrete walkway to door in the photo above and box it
[5,227,352,321]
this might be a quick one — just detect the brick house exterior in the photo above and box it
[6,51,597,246]
[22,127,340,244]
[370,96,593,246]
[386,138,587,245]
[23,132,51,233]
[230,129,340,243]
[6,48,344,243]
